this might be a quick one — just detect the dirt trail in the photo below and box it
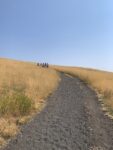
[1,74,113,150]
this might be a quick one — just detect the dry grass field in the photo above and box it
[0,58,60,146]
[1,59,113,147]
[53,66,113,115]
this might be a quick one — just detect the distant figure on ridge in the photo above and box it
[37,62,49,68]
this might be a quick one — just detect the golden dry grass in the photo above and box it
[0,58,60,146]
[53,66,113,114]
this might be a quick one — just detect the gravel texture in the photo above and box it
[1,73,113,150]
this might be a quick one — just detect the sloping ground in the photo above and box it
[53,66,113,116]
[1,74,113,150]
[0,58,59,146]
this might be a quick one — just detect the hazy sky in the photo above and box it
[0,0,113,71]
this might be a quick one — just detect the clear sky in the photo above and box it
[0,0,113,71]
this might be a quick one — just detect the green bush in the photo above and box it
[0,92,33,116]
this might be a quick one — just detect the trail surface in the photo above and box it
[2,74,113,150]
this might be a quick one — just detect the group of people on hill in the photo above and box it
[37,62,49,68]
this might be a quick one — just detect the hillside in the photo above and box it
[53,66,113,116]
[1,73,113,150]
[0,58,59,146]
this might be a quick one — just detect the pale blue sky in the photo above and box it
[0,0,113,71]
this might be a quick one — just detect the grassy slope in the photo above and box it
[53,66,113,115]
[0,58,60,146]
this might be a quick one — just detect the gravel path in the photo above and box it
[2,73,113,150]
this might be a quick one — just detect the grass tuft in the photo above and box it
[0,92,33,116]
